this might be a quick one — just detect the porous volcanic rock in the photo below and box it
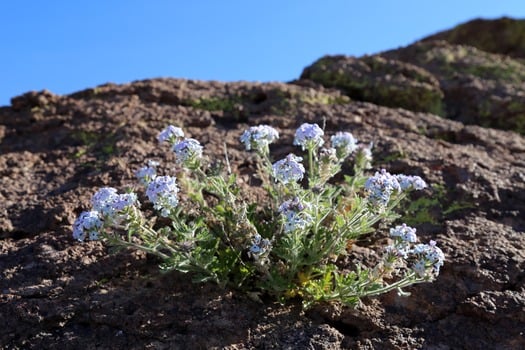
[1,78,524,349]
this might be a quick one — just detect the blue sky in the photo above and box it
[1,1,525,106]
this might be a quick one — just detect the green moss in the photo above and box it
[189,97,239,112]
[370,83,444,116]
[187,87,350,118]
[464,63,523,83]
[271,89,351,115]
[71,130,118,160]
[417,43,525,83]
[376,150,406,163]
[506,101,525,134]
[392,41,525,134]
[403,196,440,225]
[303,56,444,115]
[437,18,525,59]
[293,91,350,106]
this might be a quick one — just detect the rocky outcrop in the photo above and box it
[382,40,525,134]
[421,17,525,59]
[300,55,444,115]
[300,18,525,135]
[1,79,524,349]
[1,17,525,350]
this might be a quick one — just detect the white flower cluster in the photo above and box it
[331,131,358,159]
[365,169,401,207]
[294,123,324,151]
[73,211,102,241]
[395,174,427,191]
[278,197,313,233]
[390,223,417,243]
[73,124,201,242]
[135,160,159,186]
[157,125,184,145]
[272,154,305,184]
[365,170,428,208]
[240,125,279,152]
[173,138,203,166]
[411,240,445,277]
[248,234,272,258]
[71,122,444,305]
[91,187,138,219]
[73,187,138,242]
[146,175,180,217]
[385,224,445,279]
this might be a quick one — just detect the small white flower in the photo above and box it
[249,234,271,258]
[412,259,427,278]
[384,244,409,259]
[272,154,305,184]
[278,197,313,233]
[390,224,418,243]
[331,131,358,158]
[91,187,137,220]
[158,125,184,144]
[278,197,308,214]
[146,176,179,217]
[135,161,159,186]
[355,142,373,170]
[240,125,279,152]
[319,147,338,163]
[91,187,119,216]
[73,211,103,242]
[411,240,445,277]
[396,174,427,191]
[173,138,203,166]
[365,169,401,207]
[112,193,138,212]
[282,212,313,233]
[294,123,324,150]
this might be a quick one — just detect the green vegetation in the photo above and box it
[402,183,475,225]
[302,55,444,115]
[71,129,119,160]
[188,97,240,112]
[186,88,350,117]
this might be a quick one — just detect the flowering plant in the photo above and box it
[73,122,444,308]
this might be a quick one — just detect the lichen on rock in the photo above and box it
[300,54,444,115]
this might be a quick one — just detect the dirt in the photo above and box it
[1,77,524,349]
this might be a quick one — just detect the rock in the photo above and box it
[1,17,525,349]
[301,40,525,135]
[300,55,444,115]
[299,18,525,135]
[1,77,524,349]
[421,17,525,59]
[382,40,525,134]
[10,90,59,111]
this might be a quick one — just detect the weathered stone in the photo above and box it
[382,40,525,134]
[1,78,524,349]
[300,55,444,115]
[422,17,525,59]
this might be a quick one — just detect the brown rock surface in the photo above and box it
[421,17,525,59]
[300,18,525,135]
[381,40,525,134]
[1,78,524,349]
